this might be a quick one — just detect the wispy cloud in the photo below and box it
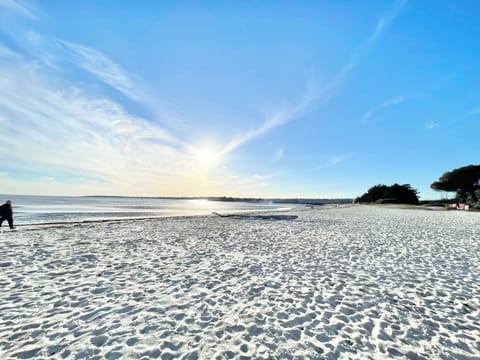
[224,171,285,196]
[361,95,405,123]
[357,1,406,124]
[0,45,220,196]
[425,121,439,129]
[0,0,409,197]
[374,0,406,37]
[329,154,353,165]
[222,91,314,154]
[316,153,354,169]
[57,40,139,101]
[360,109,374,123]
[0,0,36,20]
[223,0,407,154]
[273,148,284,162]
[0,43,21,59]
[329,0,407,92]
[381,95,405,107]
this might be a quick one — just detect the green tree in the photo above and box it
[431,165,480,203]
[384,183,419,204]
[357,184,419,204]
[357,184,388,203]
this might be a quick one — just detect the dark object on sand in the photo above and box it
[212,212,298,220]
[0,200,14,229]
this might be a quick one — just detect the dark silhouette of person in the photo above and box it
[0,200,15,229]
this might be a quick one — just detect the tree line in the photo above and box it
[357,164,480,205]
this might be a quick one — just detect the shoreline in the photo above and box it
[5,194,304,227]
[6,207,305,230]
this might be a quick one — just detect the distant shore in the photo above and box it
[82,195,355,205]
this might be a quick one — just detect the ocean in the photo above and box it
[1,195,293,226]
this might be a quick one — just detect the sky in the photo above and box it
[0,0,479,199]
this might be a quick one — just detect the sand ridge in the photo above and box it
[0,206,479,359]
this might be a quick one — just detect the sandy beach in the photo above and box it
[0,205,479,359]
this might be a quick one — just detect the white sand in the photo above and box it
[0,205,479,359]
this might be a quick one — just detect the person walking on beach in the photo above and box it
[0,200,15,229]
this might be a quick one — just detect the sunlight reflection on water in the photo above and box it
[3,195,296,225]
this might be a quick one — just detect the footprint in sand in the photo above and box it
[126,337,139,346]
[90,334,108,347]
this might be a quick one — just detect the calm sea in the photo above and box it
[1,195,293,226]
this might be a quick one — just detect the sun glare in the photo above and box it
[196,148,219,166]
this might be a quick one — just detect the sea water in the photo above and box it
[0,195,293,225]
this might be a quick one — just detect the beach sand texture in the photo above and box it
[0,205,479,359]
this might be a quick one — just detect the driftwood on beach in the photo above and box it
[212,212,298,220]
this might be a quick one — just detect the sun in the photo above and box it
[196,148,220,166]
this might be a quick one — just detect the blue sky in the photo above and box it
[0,0,479,198]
